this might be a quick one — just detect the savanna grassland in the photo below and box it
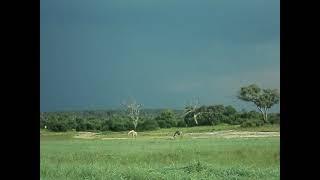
[40,124,280,180]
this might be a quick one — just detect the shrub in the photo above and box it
[224,105,237,116]
[86,118,102,131]
[100,120,111,131]
[176,119,187,127]
[197,114,214,126]
[239,111,261,120]
[232,114,247,125]
[109,120,130,131]
[40,121,45,129]
[75,118,88,131]
[138,119,159,131]
[268,113,280,124]
[240,119,264,127]
[155,110,177,127]
[240,119,255,128]
[107,116,133,131]
[255,119,264,126]
[47,117,68,132]
[66,119,77,129]
[155,120,167,128]
[184,112,198,127]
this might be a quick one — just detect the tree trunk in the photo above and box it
[265,112,268,123]
[194,113,199,125]
[262,111,268,123]
[265,108,268,123]
[134,121,137,130]
[132,117,138,130]
[257,106,268,123]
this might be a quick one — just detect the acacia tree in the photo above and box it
[121,99,142,130]
[237,84,280,123]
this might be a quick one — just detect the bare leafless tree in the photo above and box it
[184,97,202,125]
[121,99,142,130]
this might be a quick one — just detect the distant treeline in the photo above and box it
[40,106,280,132]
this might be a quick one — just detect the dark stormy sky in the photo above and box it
[41,0,280,112]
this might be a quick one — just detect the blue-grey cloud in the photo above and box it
[41,0,279,112]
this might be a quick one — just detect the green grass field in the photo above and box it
[40,125,280,180]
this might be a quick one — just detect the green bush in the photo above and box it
[110,122,126,131]
[255,119,264,127]
[222,114,242,125]
[184,114,198,127]
[138,119,159,131]
[177,119,187,127]
[86,118,102,131]
[40,121,45,129]
[109,117,131,131]
[40,110,279,132]
[198,114,215,125]
[268,113,280,124]
[240,119,255,128]
[66,119,77,129]
[100,120,111,131]
[75,118,88,131]
[224,105,237,116]
[240,119,264,128]
[155,110,177,128]
[46,117,68,132]
[236,114,248,125]
[156,120,169,128]
[239,111,261,120]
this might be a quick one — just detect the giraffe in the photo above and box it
[128,130,137,138]
[173,130,183,139]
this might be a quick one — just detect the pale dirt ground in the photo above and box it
[73,132,98,139]
[73,130,279,140]
[189,131,279,139]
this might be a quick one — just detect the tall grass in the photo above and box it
[41,135,279,179]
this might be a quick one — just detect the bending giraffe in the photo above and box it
[173,130,183,139]
[128,130,137,138]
